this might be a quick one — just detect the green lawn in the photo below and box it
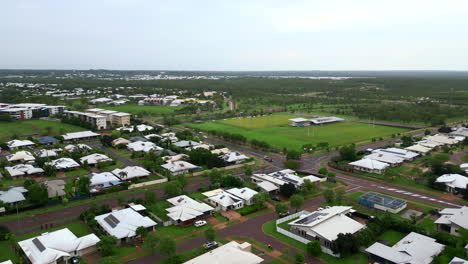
[156,224,211,239]
[64,168,92,177]
[146,200,171,221]
[15,221,91,241]
[0,120,84,141]
[187,118,408,150]
[0,240,18,263]
[377,230,406,246]
[101,104,179,117]
[417,218,436,231]
[221,114,297,129]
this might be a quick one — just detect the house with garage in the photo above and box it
[207,191,244,211]
[288,206,365,256]
[79,153,112,166]
[46,158,80,170]
[62,131,100,142]
[364,152,404,167]
[112,166,151,181]
[161,160,199,175]
[6,151,36,163]
[18,228,100,264]
[225,187,258,206]
[112,137,131,147]
[174,140,201,149]
[95,207,157,244]
[349,158,389,174]
[365,232,445,264]
[222,152,249,164]
[89,172,123,192]
[435,207,468,236]
[436,174,468,193]
[372,148,419,161]
[6,139,35,150]
[5,164,44,178]
[166,195,214,226]
[127,141,162,153]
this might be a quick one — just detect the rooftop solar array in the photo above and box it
[104,214,120,228]
[359,192,406,209]
[295,212,327,225]
[32,238,46,252]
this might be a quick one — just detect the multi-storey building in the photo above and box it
[86,108,131,127]
[64,110,107,130]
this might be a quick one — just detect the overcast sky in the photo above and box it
[1,0,468,71]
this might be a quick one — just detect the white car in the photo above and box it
[194,220,207,227]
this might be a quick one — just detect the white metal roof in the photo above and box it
[373,148,419,161]
[6,139,35,148]
[449,257,468,264]
[90,172,121,187]
[5,164,44,177]
[62,131,100,140]
[46,158,80,170]
[161,161,198,173]
[127,141,162,153]
[405,144,432,154]
[208,191,243,208]
[6,151,35,162]
[435,206,468,229]
[35,149,60,158]
[0,187,27,204]
[18,228,100,264]
[95,208,156,239]
[257,181,278,192]
[112,166,151,180]
[222,152,249,163]
[436,174,468,189]
[166,195,213,222]
[226,187,257,201]
[349,158,389,170]
[183,241,263,264]
[365,152,404,165]
[79,153,112,165]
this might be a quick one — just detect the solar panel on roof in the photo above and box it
[104,214,120,228]
[32,238,46,252]
[295,212,326,225]
[359,192,406,209]
[108,214,120,224]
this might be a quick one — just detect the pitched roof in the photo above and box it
[95,208,156,239]
[222,152,249,163]
[226,187,257,201]
[182,241,263,264]
[6,139,35,148]
[44,180,66,198]
[161,161,198,173]
[349,158,389,170]
[5,164,44,177]
[127,141,162,153]
[365,152,404,165]
[6,151,36,162]
[436,174,468,189]
[166,195,214,222]
[18,228,100,264]
[35,149,60,158]
[79,153,112,165]
[0,187,27,203]
[37,136,59,145]
[112,166,151,180]
[46,158,80,170]
[435,206,468,229]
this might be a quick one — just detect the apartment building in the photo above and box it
[86,108,131,127]
[64,110,107,130]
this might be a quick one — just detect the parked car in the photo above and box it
[272,197,281,202]
[194,220,207,227]
[263,155,273,162]
[203,241,218,250]
[279,211,290,217]
[71,257,80,264]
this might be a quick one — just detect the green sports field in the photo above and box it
[0,120,84,141]
[101,104,179,116]
[187,114,409,150]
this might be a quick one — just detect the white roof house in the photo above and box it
[89,172,122,191]
[450,127,468,137]
[46,158,80,170]
[0,261,13,264]
[80,153,112,165]
[436,174,468,192]
[6,139,35,149]
[252,169,313,190]
[95,207,157,239]
[461,163,468,174]
[62,131,100,141]
[372,148,419,161]
[365,152,404,166]
[226,187,258,205]
[349,158,389,173]
[127,141,162,153]
[18,228,100,264]
[0,187,27,204]
[35,149,60,158]
[417,140,444,148]
[162,154,188,163]
[174,140,201,148]
[166,195,214,224]
[435,207,468,234]
[183,241,263,264]
[256,181,279,192]
[5,164,44,177]
[116,124,153,132]
[222,152,249,164]
[6,151,36,162]
[64,144,92,152]
[112,137,131,146]
[449,257,468,264]
[161,161,198,175]
[365,232,445,264]
[289,206,365,242]
[405,144,432,154]
[424,135,461,145]
[112,166,151,180]
[208,191,244,211]
[211,148,231,155]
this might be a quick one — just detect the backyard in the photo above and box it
[187,114,409,150]
[0,120,84,141]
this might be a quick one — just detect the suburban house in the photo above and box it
[166,195,214,226]
[436,174,468,193]
[225,187,258,206]
[222,152,249,164]
[405,144,432,155]
[0,186,28,204]
[62,131,100,142]
[127,141,162,153]
[89,172,122,192]
[358,192,407,213]
[206,189,251,211]
[372,148,419,161]
[64,144,92,152]
[161,161,198,175]
[46,158,81,170]
[449,257,468,264]
[5,164,44,178]
[36,136,60,145]
[163,154,188,163]
[6,139,35,150]
[6,151,36,163]
[35,149,61,158]
[211,148,231,155]
[129,136,149,142]
[424,134,462,146]
[435,207,468,235]
[95,207,157,244]
[450,127,468,137]
[288,206,365,256]
[79,153,112,166]
[117,124,153,132]
[44,180,66,199]
[18,228,100,264]
[174,140,201,149]
[112,166,151,181]
[252,169,324,192]
[182,241,264,264]
[365,232,445,264]
[112,137,131,147]
[364,152,404,167]
[462,163,468,174]
[349,158,389,174]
